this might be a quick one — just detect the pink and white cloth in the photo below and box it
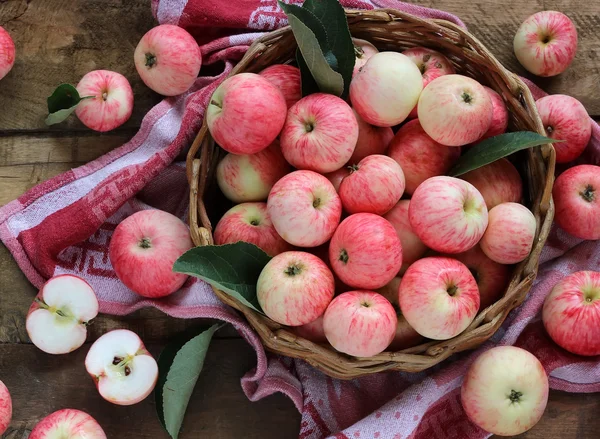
[1,1,599,438]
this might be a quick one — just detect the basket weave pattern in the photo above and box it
[186,9,556,379]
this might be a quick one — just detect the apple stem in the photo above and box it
[338,249,349,264]
[313,197,321,208]
[145,53,157,68]
[210,99,222,109]
[354,45,364,58]
[461,92,473,104]
[546,125,554,135]
[580,185,595,202]
[348,164,360,174]
[101,91,108,101]
[139,237,152,249]
[360,301,371,308]
[509,389,523,403]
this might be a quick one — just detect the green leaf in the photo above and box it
[296,48,321,96]
[45,83,92,126]
[172,242,271,313]
[279,2,329,53]
[45,107,80,126]
[449,132,558,177]
[157,325,221,439]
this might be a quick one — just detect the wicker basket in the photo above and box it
[186,9,556,379]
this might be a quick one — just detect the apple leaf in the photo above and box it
[45,83,92,126]
[449,132,558,177]
[296,48,321,97]
[172,242,271,314]
[279,2,330,54]
[156,324,221,439]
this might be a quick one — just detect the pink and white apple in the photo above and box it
[418,74,493,146]
[461,158,523,210]
[324,167,350,192]
[513,11,577,77]
[553,164,600,239]
[481,86,509,139]
[292,315,327,344]
[109,210,193,298]
[480,202,536,264]
[543,271,600,356]
[29,409,106,439]
[323,291,397,357]
[377,277,424,350]
[399,257,479,339]
[280,93,358,173]
[207,73,287,155]
[267,170,342,247]
[26,275,99,355]
[387,119,460,194]
[350,52,423,127]
[348,109,394,164]
[75,70,133,132]
[214,202,291,256]
[409,176,488,254]
[134,24,202,96]
[0,380,11,435]
[461,346,549,436]
[402,47,455,118]
[216,141,291,203]
[257,251,335,326]
[352,38,379,76]
[258,64,302,108]
[0,26,15,80]
[536,94,592,163]
[383,200,427,267]
[85,329,158,406]
[339,155,405,215]
[441,245,510,310]
[329,213,402,290]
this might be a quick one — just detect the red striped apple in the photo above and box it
[259,64,301,108]
[257,251,335,326]
[352,38,379,76]
[0,26,15,80]
[418,75,492,146]
[461,158,523,210]
[280,93,358,173]
[348,109,394,164]
[0,380,11,435]
[329,213,402,290]
[409,176,488,254]
[399,257,479,340]
[293,315,327,344]
[481,86,509,139]
[461,346,549,436]
[323,291,397,357]
[339,155,405,215]
[543,271,600,356]
[29,409,106,439]
[383,200,427,267]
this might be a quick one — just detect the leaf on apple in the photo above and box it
[156,324,221,439]
[172,242,270,314]
[45,83,92,126]
[449,131,559,177]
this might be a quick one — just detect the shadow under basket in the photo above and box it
[186,8,556,379]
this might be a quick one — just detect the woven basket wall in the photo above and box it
[186,8,556,379]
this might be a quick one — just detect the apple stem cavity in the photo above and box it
[284,264,303,277]
[338,249,349,264]
[546,125,554,135]
[360,301,371,308]
[461,92,473,104]
[580,185,595,203]
[354,45,365,58]
[508,389,523,404]
[446,284,458,297]
[312,197,321,208]
[145,52,157,68]
[210,99,222,109]
[304,121,315,133]
[101,91,108,101]
[250,218,260,226]
[348,164,360,173]
[138,237,152,249]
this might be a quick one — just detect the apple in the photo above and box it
[402,47,455,118]
[324,167,350,192]
[409,176,488,254]
[329,213,402,290]
[85,329,158,405]
[207,73,287,155]
[29,409,106,439]
[26,275,99,355]
[480,202,536,264]
[387,119,460,195]
[74,70,134,132]
[377,277,424,350]
[257,251,335,326]
[259,64,302,109]
[442,245,510,310]
[280,93,358,173]
[292,315,327,344]
[543,271,600,356]
[399,257,479,340]
[267,170,342,247]
[418,74,493,147]
[513,11,577,77]
[339,155,405,215]
[216,141,291,203]
[352,38,379,76]
[134,24,202,96]
[536,94,592,163]
[0,380,11,435]
[553,165,600,239]
[348,109,394,164]
[461,346,549,436]
[350,51,423,127]
[481,86,509,139]
[109,210,193,298]
[383,200,427,267]
[323,290,397,357]
[0,26,15,80]
[461,158,523,210]
[214,202,290,256]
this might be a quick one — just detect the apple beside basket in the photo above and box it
[185,8,556,379]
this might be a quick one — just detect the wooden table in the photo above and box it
[0,1,599,438]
